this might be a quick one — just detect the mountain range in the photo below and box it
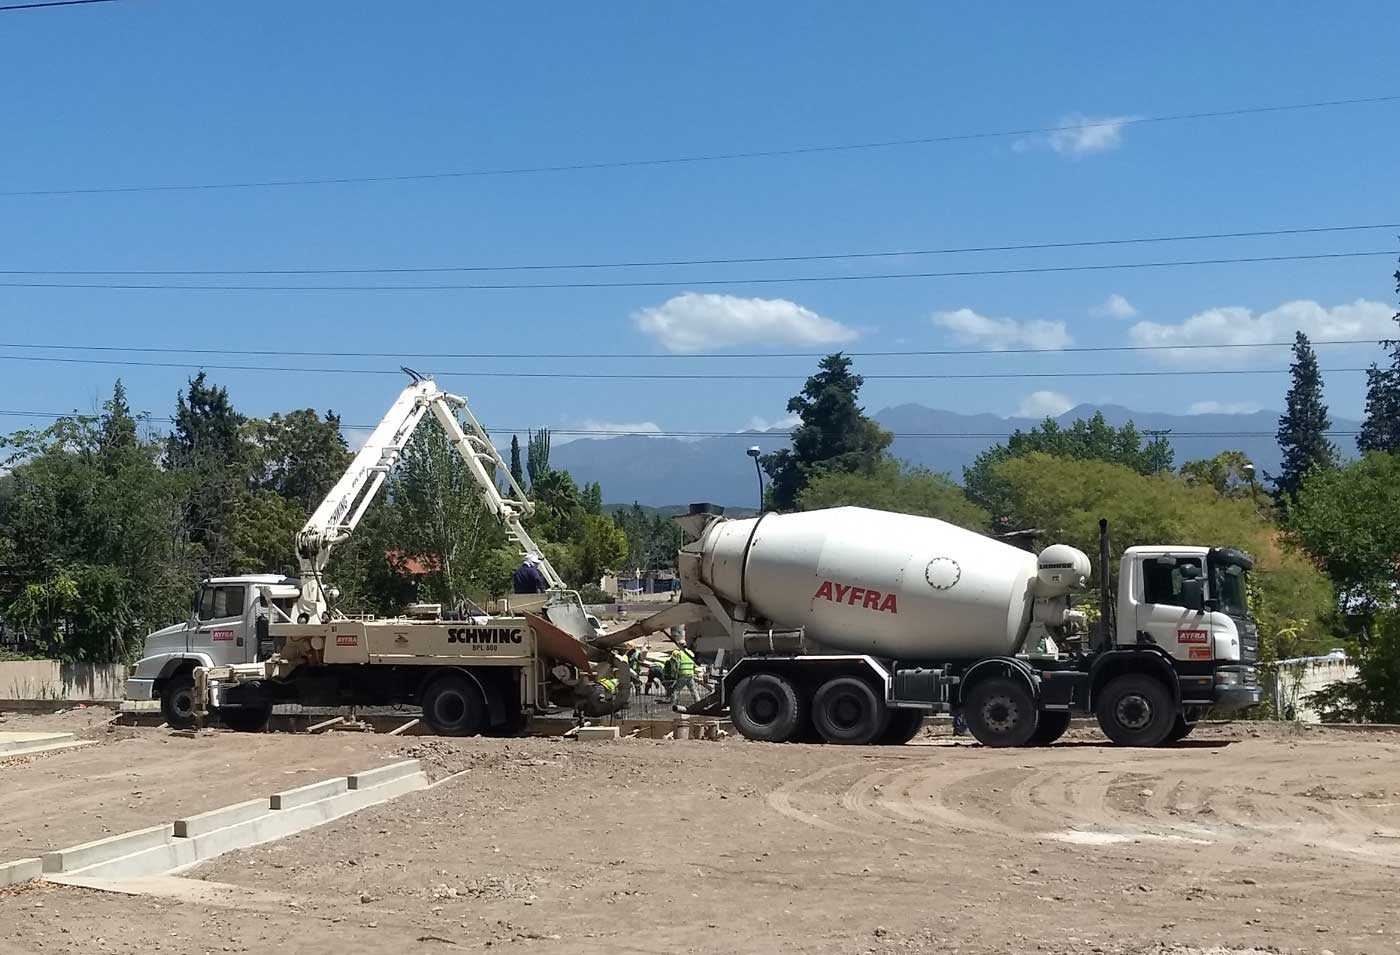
[549,403,1361,509]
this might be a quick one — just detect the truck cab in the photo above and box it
[1118,545,1259,712]
[125,575,300,727]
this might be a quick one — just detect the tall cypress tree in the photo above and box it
[1275,331,1336,502]
[1358,262,1400,454]
[508,434,524,492]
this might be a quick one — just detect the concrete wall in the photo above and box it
[1273,655,1357,723]
[0,660,127,702]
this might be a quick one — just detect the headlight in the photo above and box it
[1215,670,1240,686]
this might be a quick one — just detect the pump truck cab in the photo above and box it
[600,505,1261,748]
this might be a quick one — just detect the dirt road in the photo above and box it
[3,722,1400,954]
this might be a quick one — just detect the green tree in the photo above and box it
[526,429,551,487]
[166,373,248,573]
[580,481,603,516]
[98,379,138,461]
[1357,262,1400,453]
[1274,331,1336,503]
[1287,452,1400,620]
[573,513,629,586]
[1179,450,1257,498]
[386,421,505,606]
[798,458,989,530]
[508,435,524,493]
[249,409,351,515]
[965,412,1174,529]
[994,452,1333,652]
[762,354,892,511]
[530,469,581,531]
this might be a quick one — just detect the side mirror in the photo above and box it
[1179,577,1205,613]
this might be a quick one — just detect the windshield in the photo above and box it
[1210,560,1250,618]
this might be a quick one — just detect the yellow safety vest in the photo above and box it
[673,650,695,676]
[599,677,618,693]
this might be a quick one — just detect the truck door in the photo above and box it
[1136,555,1211,661]
[191,584,249,665]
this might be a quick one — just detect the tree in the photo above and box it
[526,429,551,487]
[166,373,248,573]
[1274,331,1336,503]
[1357,261,1400,454]
[580,481,603,516]
[762,354,892,511]
[993,452,1334,653]
[249,409,351,515]
[386,421,505,606]
[1287,452,1400,621]
[1179,451,1256,498]
[508,435,524,493]
[797,458,989,531]
[573,513,629,586]
[98,379,138,461]
[965,412,1174,529]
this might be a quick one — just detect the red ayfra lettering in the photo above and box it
[812,580,898,614]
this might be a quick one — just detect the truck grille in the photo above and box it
[1238,620,1258,664]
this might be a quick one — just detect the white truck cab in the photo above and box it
[126,575,300,726]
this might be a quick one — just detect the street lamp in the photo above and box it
[746,446,764,515]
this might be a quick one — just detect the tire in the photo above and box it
[730,673,805,743]
[1028,710,1071,746]
[160,673,196,729]
[877,708,926,746]
[422,673,488,737]
[1095,674,1176,747]
[812,677,888,745]
[963,677,1039,748]
[218,705,271,733]
[1164,715,1195,744]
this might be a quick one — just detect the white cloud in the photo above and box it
[1015,113,1136,157]
[554,419,663,444]
[1092,293,1138,320]
[1129,298,1393,365]
[1188,401,1263,415]
[1014,390,1075,419]
[633,292,858,353]
[932,307,1072,351]
[746,412,800,432]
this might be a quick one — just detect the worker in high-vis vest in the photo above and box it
[665,646,697,704]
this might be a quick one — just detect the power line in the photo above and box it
[4,94,1397,198]
[0,249,1390,291]
[0,0,119,11]
[0,352,1372,380]
[0,338,1382,361]
[0,410,1362,441]
[4,222,1397,275]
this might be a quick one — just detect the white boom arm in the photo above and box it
[294,372,562,623]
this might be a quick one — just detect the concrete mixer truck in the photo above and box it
[598,505,1260,748]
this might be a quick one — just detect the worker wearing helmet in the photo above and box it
[665,646,697,704]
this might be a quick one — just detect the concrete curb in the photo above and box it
[0,740,98,760]
[42,824,175,874]
[174,798,272,838]
[0,857,42,886]
[348,758,420,790]
[0,731,75,753]
[270,776,347,810]
[19,761,431,884]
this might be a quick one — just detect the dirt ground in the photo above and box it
[3,720,1400,955]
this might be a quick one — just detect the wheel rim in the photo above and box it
[1114,693,1153,731]
[981,694,1019,733]
[829,693,864,731]
[171,690,193,719]
[435,691,467,726]
[749,691,779,726]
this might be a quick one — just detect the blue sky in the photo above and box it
[1,1,1396,445]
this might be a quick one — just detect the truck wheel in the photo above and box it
[812,677,888,745]
[963,677,1038,748]
[730,673,805,743]
[422,674,488,736]
[218,705,271,733]
[1096,674,1175,747]
[1028,710,1071,746]
[160,673,196,729]
[877,709,925,746]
